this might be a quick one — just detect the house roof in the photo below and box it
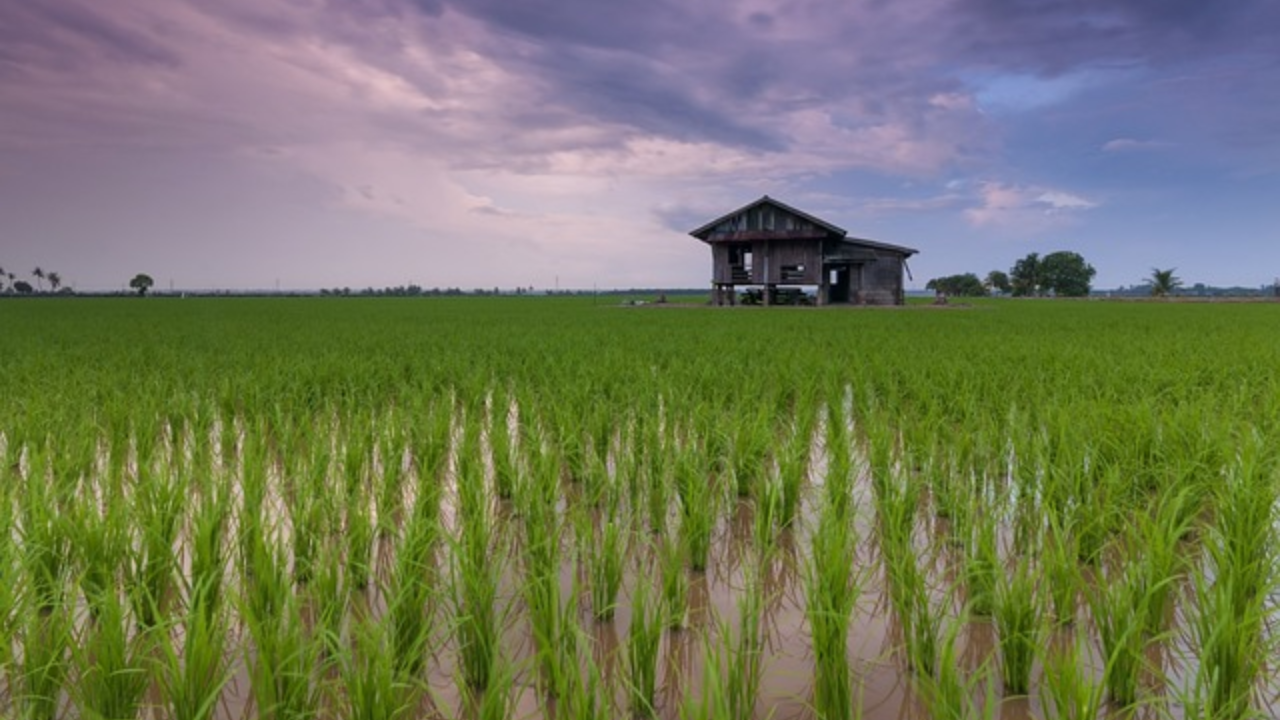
[688,196,918,256]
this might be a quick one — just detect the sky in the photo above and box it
[2,0,1279,292]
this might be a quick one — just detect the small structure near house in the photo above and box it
[689,196,917,306]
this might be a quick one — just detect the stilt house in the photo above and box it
[690,196,917,306]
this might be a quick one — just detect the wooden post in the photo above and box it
[818,269,829,306]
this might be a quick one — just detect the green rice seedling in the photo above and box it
[386,511,438,680]
[645,451,671,536]
[157,577,233,720]
[489,386,518,501]
[806,501,862,720]
[1042,516,1079,626]
[753,472,783,555]
[681,630,732,720]
[346,480,375,590]
[900,565,942,679]
[824,399,854,520]
[375,421,409,535]
[188,489,229,622]
[0,496,16,674]
[731,410,771,499]
[625,572,663,717]
[558,622,613,720]
[585,510,628,621]
[308,542,350,661]
[341,611,419,720]
[1085,561,1146,709]
[18,453,72,614]
[726,560,766,720]
[129,465,184,630]
[992,556,1040,695]
[777,426,809,529]
[676,448,715,573]
[243,530,291,639]
[660,536,689,630]
[70,589,154,720]
[241,579,325,720]
[16,609,71,720]
[962,511,998,617]
[1183,442,1276,720]
[449,447,504,692]
[461,647,520,720]
[1039,630,1105,720]
[72,495,128,617]
[916,616,982,720]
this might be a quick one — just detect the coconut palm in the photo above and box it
[32,266,45,292]
[48,272,62,293]
[1150,268,1181,297]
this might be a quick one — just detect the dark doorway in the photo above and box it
[829,267,850,303]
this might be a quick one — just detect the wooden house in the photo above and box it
[689,196,917,306]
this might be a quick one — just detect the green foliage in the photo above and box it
[1,296,1278,720]
[926,272,987,297]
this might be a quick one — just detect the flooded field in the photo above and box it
[1,297,1279,719]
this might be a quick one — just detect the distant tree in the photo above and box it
[13,280,34,294]
[1010,253,1042,296]
[32,267,45,292]
[985,270,1012,295]
[1039,251,1096,297]
[129,273,155,296]
[926,273,987,297]
[47,272,62,293]
[1149,268,1182,297]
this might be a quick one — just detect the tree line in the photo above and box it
[0,265,67,294]
[927,255,1212,299]
[927,251,1097,298]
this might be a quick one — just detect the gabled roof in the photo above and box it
[688,195,845,240]
[688,196,918,256]
[841,236,919,256]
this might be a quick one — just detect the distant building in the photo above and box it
[689,196,917,306]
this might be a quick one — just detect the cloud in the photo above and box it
[1102,137,1169,152]
[963,181,1097,228]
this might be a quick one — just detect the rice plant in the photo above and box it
[15,609,71,720]
[157,576,233,720]
[992,556,1040,695]
[69,590,154,720]
[625,573,663,717]
[1039,630,1105,720]
[806,500,862,720]
[660,535,689,630]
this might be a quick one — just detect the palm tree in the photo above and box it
[32,267,45,293]
[1150,268,1182,297]
[47,272,62,293]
